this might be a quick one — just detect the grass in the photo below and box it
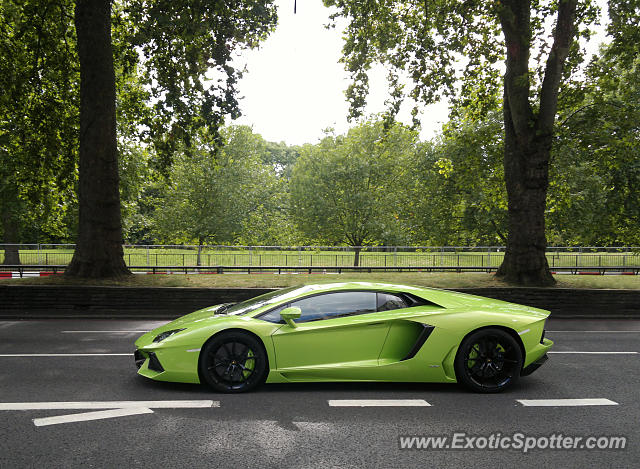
[1,247,639,268]
[3,272,639,289]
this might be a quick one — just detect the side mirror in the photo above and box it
[280,307,301,328]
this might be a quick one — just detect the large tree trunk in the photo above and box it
[66,0,129,278]
[2,207,21,265]
[495,0,577,286]
[496,96,554,285]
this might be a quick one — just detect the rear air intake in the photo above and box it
[401,324,435,361]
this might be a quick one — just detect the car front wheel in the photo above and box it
[199,331,268,393]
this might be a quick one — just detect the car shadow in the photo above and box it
[132,374,472,395]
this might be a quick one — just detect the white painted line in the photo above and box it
[547,330,640,333]
[517,398,618,407]
[0,400,219,410]
[61,330,149,333]
[0,353,132,357]
[33,407,153,427]
[548,351,638,354]
[328,399,431,407]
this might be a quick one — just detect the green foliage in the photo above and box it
[120,0,278,170]
[1,0,278,247]
[290,120,417,246]
[401,114,507,245]
[341,0,597,118]
[262,141,301,179]
[152,126,283,245]
[550,43,640,245]
[3,0,639,252]
[0,0,79,242]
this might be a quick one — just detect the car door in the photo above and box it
[269,291,390,370]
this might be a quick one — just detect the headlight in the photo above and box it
[540,319,547,344]
[153,328,186,343]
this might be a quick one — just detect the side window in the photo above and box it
[291,291,377,322]
[377,292,408,311]
[258,303,290,323]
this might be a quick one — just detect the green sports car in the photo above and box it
[134,282,552,393]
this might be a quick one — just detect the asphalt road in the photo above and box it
[1,318,638,468]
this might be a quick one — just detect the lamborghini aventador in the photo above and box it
[134,282,552,393]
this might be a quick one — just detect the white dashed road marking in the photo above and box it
[33,407,154,427]
[0,400,219,410]
[517,398,619,407]
[1,400,220,426]
[61,330,149,333]
[547,330,640,333]
[328,399,431,407]
[548,351,638,354]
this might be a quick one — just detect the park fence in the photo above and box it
[1,244,639,270]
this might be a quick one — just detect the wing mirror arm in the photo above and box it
[280,307,301,328]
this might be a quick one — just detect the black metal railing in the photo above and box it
[2,264,639,277]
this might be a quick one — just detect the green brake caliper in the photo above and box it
[468,344,479,369]
[243,349,255,378]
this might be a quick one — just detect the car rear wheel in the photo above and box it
[199,331,268,393]
[454,328,522,393]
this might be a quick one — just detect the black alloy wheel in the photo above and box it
[199,331,268,393]
[454,328,523,393]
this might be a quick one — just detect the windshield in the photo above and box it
[225,285,310,316]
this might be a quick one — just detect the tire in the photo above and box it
[199,331,268,393]
[454,328,523,393]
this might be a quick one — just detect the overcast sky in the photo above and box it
[233,0,609,146]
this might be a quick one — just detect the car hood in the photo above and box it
[163,304,231,328]
[135,304,237,348]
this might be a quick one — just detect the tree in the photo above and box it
[153,126,281,263]
[0,0,79,264]
[123,0,278,171]
[402,113,507,246]
[324,0,613,285]
[290,120,416,266]
[548,43,640,245]
[65,0,278,277]
[65,0,127,277]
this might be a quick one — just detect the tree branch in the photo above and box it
[491,220,507,244]
[537,0,578,135]
[498,0,534,138]
[556,100,624,128]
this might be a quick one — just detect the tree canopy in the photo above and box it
[0,0,79,264]
[154,126,282,255]
[2,0,639,275]
[322,0,639,285]
[290,120,417,264]
[63,0,278,277]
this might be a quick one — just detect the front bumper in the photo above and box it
[520,353,548,376]
[134,345,201,384]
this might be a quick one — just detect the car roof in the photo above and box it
[294,281,429,293]
[284,282,483,309]
[282,281,459,305]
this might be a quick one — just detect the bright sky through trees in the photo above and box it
[233,0,449,145]
[233,0,609,146]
